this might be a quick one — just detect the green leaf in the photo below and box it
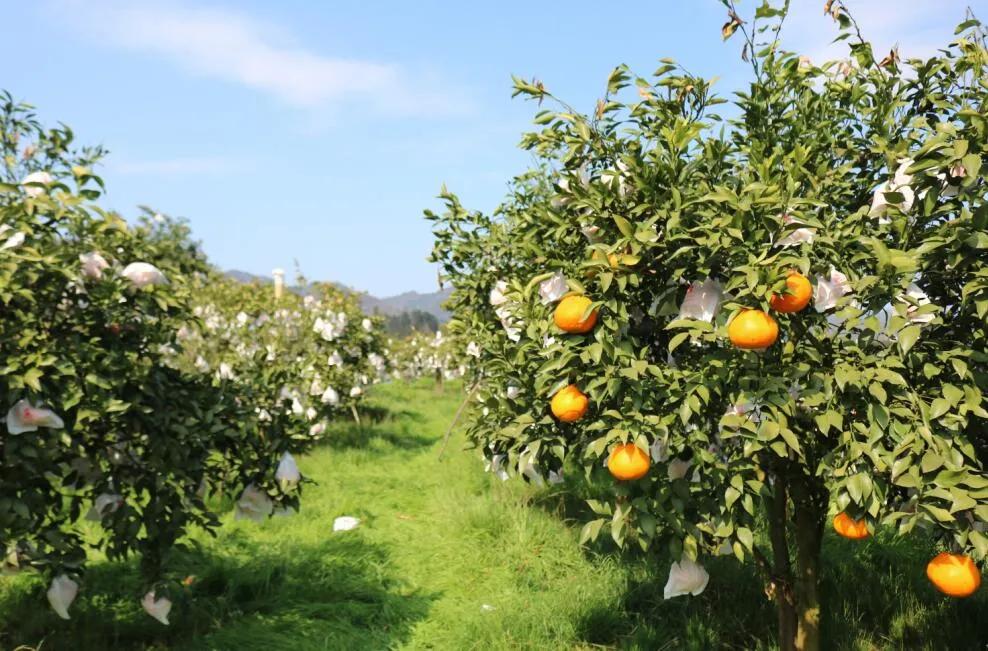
[955,18,981,34]
[725,486,741,509]
[898,325,921,354]
[847,474,872,504]
[736,527,754,551]
[949,488,977,514]
[575,120,591,142]
[757,420,780,442]
[922,504,956,523]
[961,153,981,180]
[921,451,943,474]
[779,427,801,454]
[668,332,690,353]
[22,368,42,392]
[929,398,951,420]
[613,215,634,238]
[579,518,606,545]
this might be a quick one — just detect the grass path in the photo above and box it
[2,380,987,649]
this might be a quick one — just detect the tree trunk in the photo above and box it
[768,473,798,651]
[793,524,822,651]
[766,470,827,651]
[790,475,827,651]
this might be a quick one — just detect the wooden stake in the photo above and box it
[438,382,477,460]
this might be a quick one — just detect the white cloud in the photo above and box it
[780,2,973,64]
[51,0,472,117]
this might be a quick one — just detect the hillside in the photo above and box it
[224,269,451,322]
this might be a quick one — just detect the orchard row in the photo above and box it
[0,95,420,624]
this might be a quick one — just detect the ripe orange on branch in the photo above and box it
[769,272,812,313]
[728,309,779,349]
[926,552,981,598]
[607,443,650,480]
[550,384,589,422]
[554,295,598,333]
[832,512,869,540]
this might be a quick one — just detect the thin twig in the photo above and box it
[437,382,478,460]
[770,0,792,53]
[838,3,886,79]
[728,0,760,79]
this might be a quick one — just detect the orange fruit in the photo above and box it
[590,250,619,267]
[728,309,779,350]
[770,273,812,313]
[550,384,589,422]
[833,512,869,540]
[554,295,598,334]
[607,443,650,480]
[927,552,981,598]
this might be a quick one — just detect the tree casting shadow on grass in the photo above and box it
[320,404,432,452]
[0,533,437,651]
[528,476,988,650]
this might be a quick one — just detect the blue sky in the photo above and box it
[1,1,974,296]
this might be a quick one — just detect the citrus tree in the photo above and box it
[386,328,465,384]
[428,4,988,649]
[0,95,319,624]
[172,272,388,438]
[130,207,211,280]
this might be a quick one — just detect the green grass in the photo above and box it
[1,379,986,650]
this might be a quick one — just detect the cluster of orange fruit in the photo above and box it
[546,275,815,481]
[543,286,980,597]
[549,294,596,423]
[728,272,983,598]
[548,295,653,481]
[833,512,981,597]
[728,272,812,350]
[547,275,814,483]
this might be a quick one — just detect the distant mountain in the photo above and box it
[225,269,271,284]
[360,289,452,320]
[224,269,451,322]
